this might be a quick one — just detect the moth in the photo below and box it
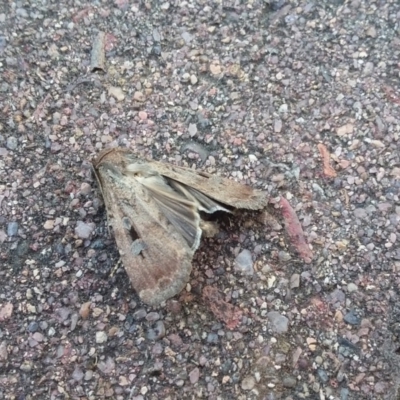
[92,147,268,305]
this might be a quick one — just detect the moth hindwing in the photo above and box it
[92,147,268,305]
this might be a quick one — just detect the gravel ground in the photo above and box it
[1,1,400,399]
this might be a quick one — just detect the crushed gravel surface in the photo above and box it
[1,1,400,399]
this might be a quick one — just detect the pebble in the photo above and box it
[181,141,209,162]
[274,119,282,133]
[7,222,19,236]
[353,208,367,219]
[290,273,300,289]
[0,341,8,361]
[340,388,349,400]
[108,86,125,101]
[72,367,84,381]
[32,332,44,342]
[75,221,95,239]
[241,375,256,390]
[146,312,160,322]
[366,26,377,38]
[6,136,18,150]
[188,123,197,137]
[79,302,91,319]
[70,313,79,331]
[133,91,145,102]
[267,311,289,334]
[97,356,115,374]
[278,251,292,262]
[347,283,358,292]
[206,333,219,344]
[20,360,33,372]
[190,74,198,85]
[235,249,254,275]
[133,308,147,320]
[147,321,165,340]
[282,375,297,388]
[27,321,39,333]
[189,367,200,384]
[95,331,108,344]
[181,72,190,82]
[317,368,329,383]
[343,310,361,325]
[43,220,55,230]
[181,31,192,44]
[57,307,71,322]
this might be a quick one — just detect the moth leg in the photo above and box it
[109,259,123,278]
[200,220,220,238]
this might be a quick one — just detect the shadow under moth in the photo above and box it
[92,147,268,305]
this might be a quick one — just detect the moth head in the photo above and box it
[126,163,159,179]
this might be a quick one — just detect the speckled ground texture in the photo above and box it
[1,0,400,399]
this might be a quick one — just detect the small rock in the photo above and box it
[248,154,258,163]
[0,341,8,361]
[190,74,198,85]
[189,367,200,384]
[32,332,44,342]
[133,308,147,320]
[235,249,254,275]
[27,321,39,332]
[20,360,33,372]
[0,302,13,321]
[43,220,55,230]
[6,136,18,150]
[366,26,377,38]
[181,31,192,44]
[146,312,160,322]
[79,182,92,195]
[96,331,108,344]
[133,91,145,102]
[290,273,300,289]
[75,221,95,239]
[57,307,71,322]
[267,311,289,334]
[70,313,79,331]
[80,302,91,319]
[317,368,329,383]
[206,333,219,344]
[241,375,256,390]
[274,119,282,133]
[181,72,190,82]
[181,141,209,162]
[7,222,18,236]
[278,251,292,262]
[282,375,297,388]
[344,310,361,325]
[97,356,115,374]
[72,367,84,381]
[337,123,354,136]
[353,208,367,219]
[188,123,197,137]
[108,86,125,101]
[347,283,358,293]
[147,321,165,340]
[210,61,222,75]
[279,104,288,113]
[138,111,147,120]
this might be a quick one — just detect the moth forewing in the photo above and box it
[147,160,269,210]
[92,147,268,305]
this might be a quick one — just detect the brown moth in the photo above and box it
[92,147,268,305]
